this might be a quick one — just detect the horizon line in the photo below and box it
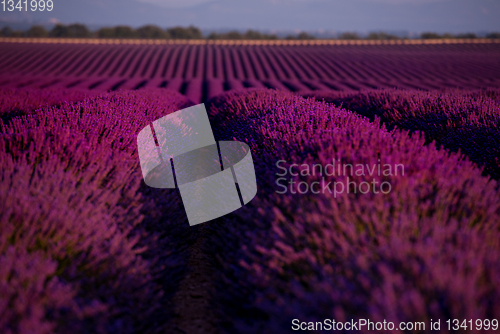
[1,37,500,46]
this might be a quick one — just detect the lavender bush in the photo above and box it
[304,88,500,179]
[0,88,194,334]
[205,89,500,333]
[0,87,92,120]
[2,85,500,333]
[2,43,499,99]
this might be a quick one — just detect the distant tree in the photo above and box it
[420,32,442,39]
[367,32,399,40]
[441,33,455,39]
[244,30,277,40]
[50,23,90,37]
[50,24,68,37]
[27,25,48,37]
[96,27,116,38]
[338,32,360,40]
[167,25,202,39]
[113,26,137,38]
[456,33,477,39]
[286,32,315,40]
[1,26,25,37]
[208,29,277,40]
[243,30,262,39]
[11,30,25,37]
[207,32,219,39]
[188,25,203,39]
[486,32,500,39]
[96,25,137,38]
[225,31,243,39]
[136,25,168,39]
[68,24,91,37]
[1,27,13,37]
[296,32,316,40]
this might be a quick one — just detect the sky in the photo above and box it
[1,0,499,33]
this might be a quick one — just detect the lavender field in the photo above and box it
[1,40,500,334]
[1,42,500,102]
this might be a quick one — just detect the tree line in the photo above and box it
[1,24,499,40]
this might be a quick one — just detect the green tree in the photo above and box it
[1,27,13,37]
[244,30,262,39]
[225,30,243,39]
[96,27,116,38]
[367,32,399,40]
[167,25,202,39]
[2,26,24,37]
[456,33,477,39]
[67,24,90,37]
[50,24,69,37]
[113,26,137,38]
[207,30,277,40]
[243,29,277,40]
[50,24,90,38]
[338,32,360,40]
[296,32,315,40]
[420,32,442,39]
[27,25,49,37]
[207,32,219,39]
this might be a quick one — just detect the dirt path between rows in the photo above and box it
[170,225,218,334]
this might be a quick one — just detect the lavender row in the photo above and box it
[0,88,194,333]
[1,43,499,92]
[304,88,500,179]
[0,87,93,119]
[203,89,500,333]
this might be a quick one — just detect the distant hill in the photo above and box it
[0,0,499,32]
